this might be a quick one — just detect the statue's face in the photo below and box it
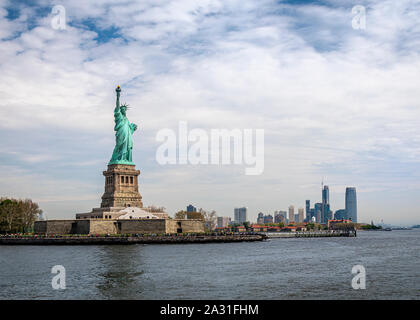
[121,106,127,115]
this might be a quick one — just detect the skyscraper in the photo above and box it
[322,185,329,204]
[314,203,322,223]
[334,209,347,220]
[288,205,295,223]
[322,185,330,223]
[234,207,248,224]
[305,200,310,221]
[257,212,264,224]
[345,187,357,222]
[309,208,315,220]
[316,210,321,223]
[298,208,304,223]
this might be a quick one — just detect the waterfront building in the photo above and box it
[345,187,357,222]
[187,204,197,212]
[234,207,248,224]
[288,205,295,223]
[251,225,268,232]
[328,219,353,230]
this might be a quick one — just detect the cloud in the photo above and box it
[0,0,419,224]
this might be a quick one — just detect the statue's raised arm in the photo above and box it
[114,85,121,115]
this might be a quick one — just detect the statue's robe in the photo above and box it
[110,108,135,164]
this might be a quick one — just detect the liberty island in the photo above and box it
[29,86,206,236]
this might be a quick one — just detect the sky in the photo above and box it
[0,0,419,225]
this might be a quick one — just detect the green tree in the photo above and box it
[0,198,42,234]
[306,223,315,230]
[0,199,19,233]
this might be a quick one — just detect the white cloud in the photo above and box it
[0,0,419,224]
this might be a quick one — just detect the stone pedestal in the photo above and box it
[101,164,143,208]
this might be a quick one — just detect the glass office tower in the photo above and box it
[345,187,357,222]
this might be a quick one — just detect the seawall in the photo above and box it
[0,234,266,245]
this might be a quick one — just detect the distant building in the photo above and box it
[288,205,295,223]
[305,200,310,221]
[263,214,273,224]
[322,185,329,204]
[251,225,268,232]
[280,211,287,222]
[294,214,299,222]
[274,211,286,223]
[187,204,197,212]
[231,225,246,232]
[298,208,304,223]
[309,208,315,220]
[257,212,264,224]
[345,187,357,222]
[234,207,248,224]
[217,216,231,228]
[322,203,331,223]
[334,209,347,220]
[322,185,330,223]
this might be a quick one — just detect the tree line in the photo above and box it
[0,198,43,233]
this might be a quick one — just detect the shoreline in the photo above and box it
[0,230,357,245]
[0,234,267,245]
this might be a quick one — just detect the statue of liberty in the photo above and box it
[109,85,138,165]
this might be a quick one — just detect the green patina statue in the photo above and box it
[109,85,138,165]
